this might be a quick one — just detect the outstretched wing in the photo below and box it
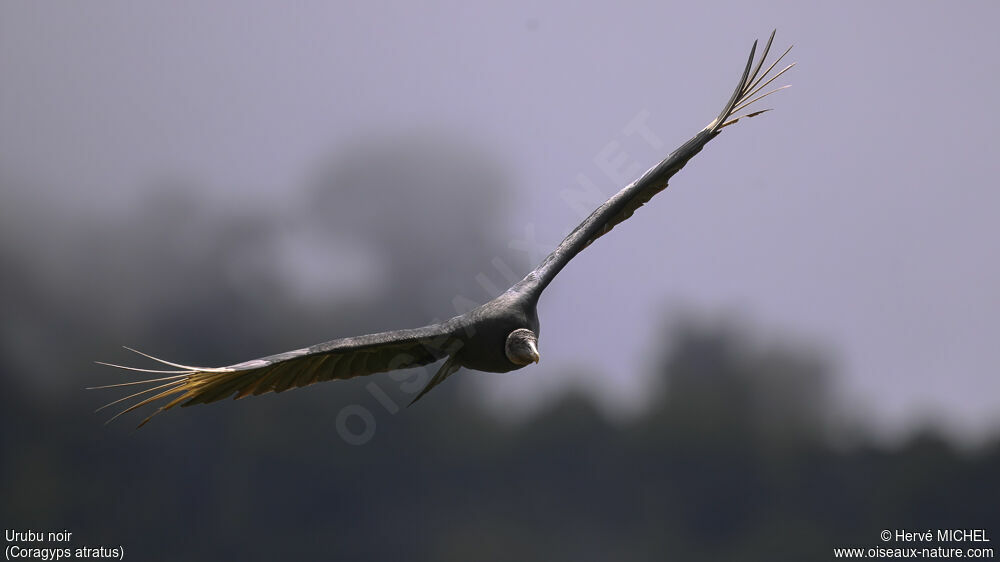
[516,30,793,299]
[93,322,460,427]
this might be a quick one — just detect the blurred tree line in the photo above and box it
[3,319,996,561]
[2,139,997,560]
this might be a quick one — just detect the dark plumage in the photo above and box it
[94,31,793,426]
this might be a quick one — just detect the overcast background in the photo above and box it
[2,1,998,445]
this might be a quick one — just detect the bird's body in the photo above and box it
[448,291,540,374]
[95,31,794,426]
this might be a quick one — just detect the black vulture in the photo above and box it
[95,31,793,426]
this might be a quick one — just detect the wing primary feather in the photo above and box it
[136,407,169,429]
[719,109,772,129]
[87,374,188,390]
[104,384,188,424]
[731,64,795,114]
[121,346,231,373]
[93,361,192,375]
[742,29,776,96]
[742,44,794,101]
[709,39,758,130]
[731,82,792,115]
[95,380,186,413]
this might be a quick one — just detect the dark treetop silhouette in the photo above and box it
[95,31,793,427]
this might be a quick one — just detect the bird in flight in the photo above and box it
[95,31,793,427]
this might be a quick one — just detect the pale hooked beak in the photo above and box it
[528,340,540,364]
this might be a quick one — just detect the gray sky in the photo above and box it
[3,1,998,442]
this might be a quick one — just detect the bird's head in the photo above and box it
[505,328,539,366]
